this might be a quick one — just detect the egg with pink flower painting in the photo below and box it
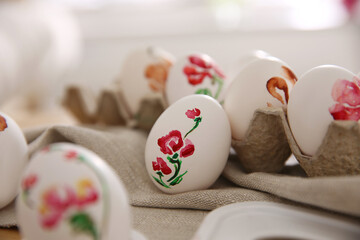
[145,94,231,194]
[165,53,228,106]
[0,112,28,209]
[287,65,357,156]
[224,57,298,140]
[16,143,133,240]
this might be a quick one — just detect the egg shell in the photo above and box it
[227,50,270,81]
[224,57,297,140]
[165,53,228,106]
[120,46,174,116]
[0,112,27,209]
[287,65,356,156]
[145,95,231,194]
[16,142,131,240]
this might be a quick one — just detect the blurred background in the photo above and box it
[0,0,359,126]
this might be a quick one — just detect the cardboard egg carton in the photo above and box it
[232,107,360,177]
[62,85,165,132]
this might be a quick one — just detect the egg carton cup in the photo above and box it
[62,84,165,131]
[231,107,291,173]
[284,117,360,177]
[233,107,360,177]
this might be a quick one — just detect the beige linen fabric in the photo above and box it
[0,125,360,239]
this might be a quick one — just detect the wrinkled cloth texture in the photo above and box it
[0,125,360,239]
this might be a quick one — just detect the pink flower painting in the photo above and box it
[329,77,360,121]
[38,179,99,239]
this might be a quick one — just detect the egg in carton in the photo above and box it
[63,46,174,131]
[165,52,229,106]
[226,61,360,176]
[224,56,297,173]
[286,65,360,177]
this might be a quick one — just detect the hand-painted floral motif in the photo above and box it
[152,108,202,188]
[183,55,225,100]
[329,77,360,121]
[22,174,38,208]
[266,66,297,107]
[0,114,7,131]
[22,146,109,240]
[185,108,201,119]
[145,58,173,92]
[152,157,172,175]
[38,179,99,239]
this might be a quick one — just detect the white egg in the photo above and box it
[145,95,231,194]
[227,50,270,81]
[287,65,357,156]
[16,143,131,240]
[0,112,27,209]
[119,46,175,117]
[224,57,297,140]
[166,53,228,105]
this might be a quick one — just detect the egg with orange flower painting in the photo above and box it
[224,57,298,140]
[0,112,27,209]
[16,143,136,240]
[119,46,175,117]
[166,53,228,106]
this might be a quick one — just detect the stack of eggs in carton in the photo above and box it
[63,46,360,194]
[63,47,360,188]
[107,47,358,194]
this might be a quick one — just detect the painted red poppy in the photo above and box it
[184,55,225,86]
[185,108,201,119]
[183,65,211,85]
[22,174,38,190]
[65,150,78,160]
[157,130,184,155]
[152,157,172,175]
[180,139,195,158]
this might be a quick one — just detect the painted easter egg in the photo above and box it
[145,95,231,194]
[227,50,270,80]
[165,53,228,106]
[287,65,357,156]
[0,112,27,209]
[119,46,175,117]
[16,143,131,240]
[223,57,298,140]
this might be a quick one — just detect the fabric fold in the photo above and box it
[1,125,359,239]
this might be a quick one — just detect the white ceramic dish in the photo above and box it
[193,202,360,240]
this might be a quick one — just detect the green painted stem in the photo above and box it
[184,117,202,139]
[153,174,170,188]
[213,76,224,100]
[167,157,181,183]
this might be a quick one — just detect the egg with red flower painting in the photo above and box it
[16,143,133,240]
[0,112,28,209]
[165,53,228,106]
[145,94,231,194]
[287,65,357,156]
